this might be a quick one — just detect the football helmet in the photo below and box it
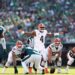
[38,23,45,29]
[54,38,61,46]
[16,40,23,48]
[72,47,75,53]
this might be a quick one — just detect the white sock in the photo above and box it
[45,61,48,68]
[65,65,69,72]
[2,67,6,73]
[57,67,61,73]
[21,62,29,73]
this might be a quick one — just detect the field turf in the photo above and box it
[0,67,75,75]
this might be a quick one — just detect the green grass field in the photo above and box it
[0,67,75,75]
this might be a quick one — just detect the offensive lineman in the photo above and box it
[2,40,24,74]
[47,38,63,73]
[65,47,75,73]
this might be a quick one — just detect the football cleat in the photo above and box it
[50,68,55,74]
[14,67,18,74]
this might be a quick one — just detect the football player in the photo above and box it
[2,40,24,74]
[21,23,52,73]
[21,46,44,74]
[65,47,75,73]
[47,38,63,73]
[0,26,7,64]
[0,25,6,50]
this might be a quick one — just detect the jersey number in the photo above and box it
[40,36,43,42]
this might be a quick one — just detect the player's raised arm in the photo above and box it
[47,32,64,37]
[23,31,36,37]
[47,32,53,37]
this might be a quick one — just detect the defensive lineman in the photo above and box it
[21,46,44,74]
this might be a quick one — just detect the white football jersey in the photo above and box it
[68,50,75,58]
[33,29,47,51]
[49,43,63,53]
[12,46,23,56]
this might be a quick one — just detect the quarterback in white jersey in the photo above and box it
[22,23,51,52]
[47,38,63,73]
[33,24,49,73]
[33,29,47,52]
[65,47,75,73]
[2,40,24,74]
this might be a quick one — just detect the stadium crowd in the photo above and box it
[0,0,75,43]
[0,0,75,74]
[0,0,75,44]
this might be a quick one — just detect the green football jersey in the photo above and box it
[21,47,40,61]
[22,47,40,55]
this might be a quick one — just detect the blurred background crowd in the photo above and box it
[0,0,75,44]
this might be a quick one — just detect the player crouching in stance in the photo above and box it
[65,47,75,73]
[21,47,44,74]
[2,40,24,74]
[47,38,63,74]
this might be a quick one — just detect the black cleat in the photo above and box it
[42,69,45,74]
[33,65,37,72]
[14,67,18,74]
[15,69,18,74]
[25,72,29,74]
[50,68,55,74]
